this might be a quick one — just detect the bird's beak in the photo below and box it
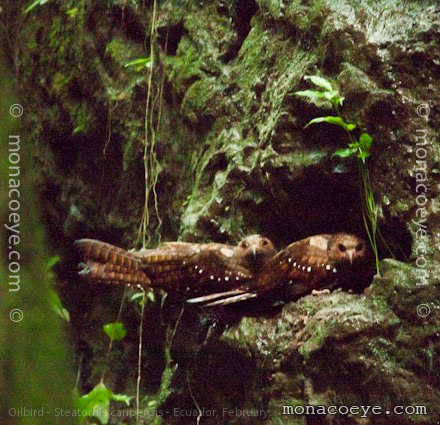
[348,251,354,265]
[252,246,257,259]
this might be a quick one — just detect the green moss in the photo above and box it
[232,24,272,93]
[164,40,205,94]
[51,71,72,94]
[180,78,222,124]
[287,0,326,32]
[298,294,400,359]
[73,104,91,134]
[106,38,146,69]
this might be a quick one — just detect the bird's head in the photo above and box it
[328,233,366,265]
[237,234,276,271]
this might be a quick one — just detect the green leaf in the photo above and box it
[304,116,356,131]
[66,7,78,17]
[77,382,131,424]
[23,0,50,14]
[332,148,357,158]
[334,95,345,106]
[103,322,127,341]
[359,133,373,149]
[124,57,151,71]
[323,90,337,101]
[295,89,329,100]
[304,75,333,92]
[130,290,155,305]
[357,151,371,162]
[49,290,70,322]
[147,290,156,302]
[45,255,60,269]
[130,292,144,303]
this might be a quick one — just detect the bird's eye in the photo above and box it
[355,243,364,251]
[241,242,248,248]
[261,239,269,246]
[338,244,346,252]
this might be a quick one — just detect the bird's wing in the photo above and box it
[254,234,336,292]
[140,244,252,293]
[186,234,336,307]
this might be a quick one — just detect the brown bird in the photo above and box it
[74,235,276,297]
[187,233,367,306]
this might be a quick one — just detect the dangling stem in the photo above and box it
[136,289,146,425]
[100,287,127,383]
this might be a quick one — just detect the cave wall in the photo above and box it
[11,0,440,424]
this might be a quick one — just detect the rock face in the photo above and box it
[13,0,440,424]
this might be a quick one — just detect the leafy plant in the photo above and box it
[77,382,131,424]
[131,290,156,306]
[103,322,127,341]
[296,75,345,107]
[295,75,380,274]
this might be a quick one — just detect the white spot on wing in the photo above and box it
[307,266,312,272]
[326,265,331,270]
[309,235,329,251]
[333,268,337,273]
[220,247,235,257]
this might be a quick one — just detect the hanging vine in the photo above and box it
[136,0,164,249]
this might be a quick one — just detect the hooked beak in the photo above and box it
[252,246,257,259]
[348,251,354,265]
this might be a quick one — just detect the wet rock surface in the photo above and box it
[13,0,440,423]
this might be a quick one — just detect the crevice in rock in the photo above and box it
[220,0,258,63]
[158,22,185,55]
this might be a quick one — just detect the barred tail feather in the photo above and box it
[78,261,150,288]
[74,239,142,270]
